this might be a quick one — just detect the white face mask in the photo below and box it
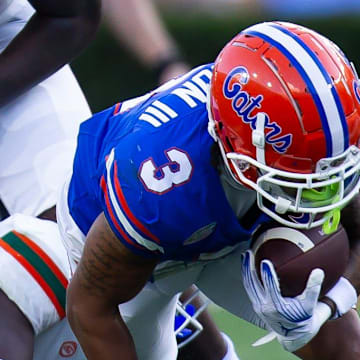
[225,144,360,230]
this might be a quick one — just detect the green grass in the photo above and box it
[209,304,298,360]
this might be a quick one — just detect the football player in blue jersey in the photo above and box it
[59,21,360,359]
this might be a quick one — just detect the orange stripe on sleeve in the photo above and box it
[0,238,65,318]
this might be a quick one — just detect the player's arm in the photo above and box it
[103,0,189,84]
[294,309,360,359]
[294,194,360,359]
[66,212,159,359]
[340,193,360,292]
[247,200,360,358]
[294,193,360,359]
[242,246,359,359]
[291,195,360,359]
[0,0,101,107]
[0,289,34,360]
[177,286,229,360]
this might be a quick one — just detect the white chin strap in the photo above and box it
[252,113,266,165]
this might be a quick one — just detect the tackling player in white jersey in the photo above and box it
[0,0,100,359]
[0,2,240,359]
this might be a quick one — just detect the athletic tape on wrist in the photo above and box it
[325,277,357,319]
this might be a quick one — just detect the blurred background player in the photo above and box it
[0,0,100,358]
[103,0,190,85]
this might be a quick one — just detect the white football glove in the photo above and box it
[241,250,331,352]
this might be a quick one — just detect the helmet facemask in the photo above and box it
[229,144,360,229]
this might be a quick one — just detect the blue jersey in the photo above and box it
[68,65,264,261]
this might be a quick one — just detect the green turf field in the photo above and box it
[209,304,298,360]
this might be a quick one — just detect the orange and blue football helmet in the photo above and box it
[208,21,360,229]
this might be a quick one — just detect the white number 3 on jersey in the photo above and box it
[139,148,193,194]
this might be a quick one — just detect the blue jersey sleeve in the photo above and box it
[100,147,165,258]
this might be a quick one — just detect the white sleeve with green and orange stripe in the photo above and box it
[0,213,70,335]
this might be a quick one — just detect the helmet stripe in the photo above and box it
[243,23,349,157]
[271,24,349,151]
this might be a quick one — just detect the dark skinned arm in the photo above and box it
[66,213,159,360]
[0,289,34,360]
[178,286,227,360]
[341,193,360,292]
[294,309,360,359]
[293,195,360,359]
[0,0,101,107]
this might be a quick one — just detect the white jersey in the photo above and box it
[34,319,85,360]
[0,215,70,335]
[0,0,32,32]
[0,0,13,15]
[0,1,90,358]
[0,214,86,358]
[0,0,91,216]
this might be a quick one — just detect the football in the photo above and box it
[252,224,350,298]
